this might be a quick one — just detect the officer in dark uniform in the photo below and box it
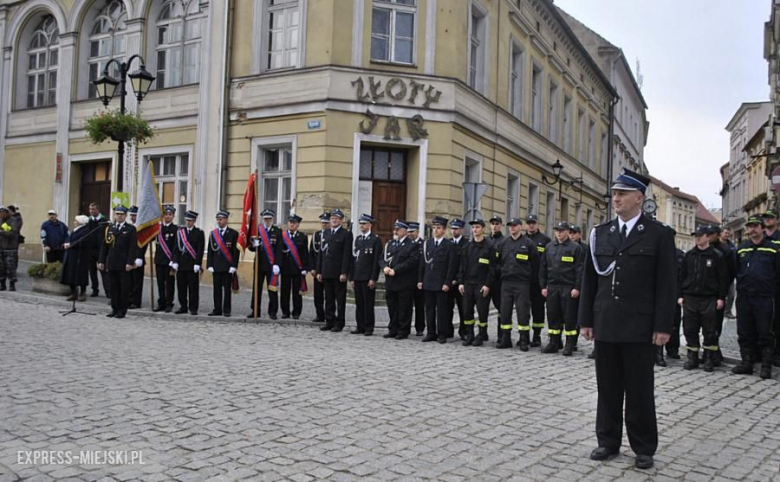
[419,216,457,344]
[207,210,239,317]
[449,219,467,339]
[174,210,204,315]
[248,209,282,319]
[540,221,584,355]
[408,222,426,336]
[152,206,178,312]
[458,219,496,346]
[678,225,728,372]
[127,206,147,309]
[309,212,330,322]
[381,221,420,338]
[278,214,309,320]
[489,215,504,341]
[708,224,736,367]
[525,214,551,347]
[579,169,676,470]
[350,214,383,335]
[763,209,780,367]
[98,206,138,319]
[317,209,353,332]
[732,215,780,379]
[495,217,539,350]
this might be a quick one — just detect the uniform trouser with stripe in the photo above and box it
[414,288,425,333]
[212,272,232,314]
[354,280,376,333]
[683,296,718,351]
[130,266,144,306]
[313,278,325,320]
[280,273,303,317]
[545,285,577,337]
[251,271,278,317]
[155,264,176,308]
[324,278,347,327]
[425,290,451,338]
[108,269,131,314]
[387,289,413,335]
[736,295,774,351]
[499,281,531,333]
[177,270,199,312]
[462,283,491,331]
[0,249,18,282]
[530,282,546,331]
[595,341,657,456]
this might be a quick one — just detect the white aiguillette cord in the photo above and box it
[589,227,616,277]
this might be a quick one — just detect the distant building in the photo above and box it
[649,176,698,251]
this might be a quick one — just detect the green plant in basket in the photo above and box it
[85,110,154,145]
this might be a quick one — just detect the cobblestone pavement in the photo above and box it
[1,297,779,482]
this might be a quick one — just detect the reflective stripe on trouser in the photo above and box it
[499,281,531,332]
[546,286,577,333]
[564,329,578,336]
[548,329,562,335]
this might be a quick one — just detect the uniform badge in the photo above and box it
[610,226,616,233]
[706,259,712,268]
[637,224,645,232]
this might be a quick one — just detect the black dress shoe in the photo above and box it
[152,306,165,312]
[320,325,334,331]
[395,334,408,340]
[223,313,231,317]
[165,306,173,313]
[312,318,324,322]
[421,334,437,342]
[350,329,364,334]
[331,327,343,332]
[293,315,299,320]
[115,313,125,319]
[364,332,373,336]
[281,314,290,319]
[91,290,100,297]
[589,447,618,461]
[635,455,653,470]
[208,311,222,316]
[106,312,116,318]
[175,308,188,314]
[415,331,424,336]
[128,304,139,310]
[383,333,398,339]
[190,311,198,316]
[438,338,447,344]
[269,314,277,320]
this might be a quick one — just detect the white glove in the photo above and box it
[135,258,143,267]
[253,239,260,247]
[301,270,308,276]
[168,261,175,268]
[194,265,201,273]
[272,265,280,276]
[229,267,237,274]
[208,267,214,273]
[172,263,179,270]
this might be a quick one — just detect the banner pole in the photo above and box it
[149,242,155,310]
[253,170,260,319]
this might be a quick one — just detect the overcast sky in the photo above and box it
[555,0,770,208]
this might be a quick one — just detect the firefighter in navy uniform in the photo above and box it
[153,206,178,312]
[207,210,239,317]
[127,206,147,309]
[97,206,138,319]
[248,209,283,319]
[317,209,353,332]
[419,216,458,344]
[350,214,383,335]
[525,214,551,347]
[678,225,728,372]
[381,221,420,339]
[539,222,584,355]
[408,222,426,336]
[488,215,504,341]
[309,212,330,322]
[173,211,205,315]
[458,219,496,346]
[278,214,309,320]
[579,169,676,471]
[763,209,780,367]
[732,215,780,379]
[449,219,467,339]
[495,217,539,350]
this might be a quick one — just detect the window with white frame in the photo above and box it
[588,118,596,170]
[26,16,59,108]
[155,0,205,89]
[530,64,543,133]
[578,107,586,161]
[148,153,190,225]
[266,0,300,70]
[371,0,416,64]
[548,80,559,144]
[260,146,294,222]
[510,42,524,120]
[527,182,539,217]
[88,0,127,99]
[563,94,573,154]
[506,172,520,221]
[468,5,486,92]
[463,156,482,218]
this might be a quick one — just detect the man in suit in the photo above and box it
[98,206,138,319]
[279,214,309,320]
[249,209,283,319]
[87,203,110,297]
[309,212,330,322]
[381,220,420,339]
[449,219,467,339]
[317,209,353,332]
[419,216,458,344]
[173,210,205,315]
[127,206,147,309]
[207,210,240,317]
[350,214,383,336]
[408,222,426,336]
[153,206,178,312]
[579,169,676,470]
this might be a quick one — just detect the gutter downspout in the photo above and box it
[217,0,234,211]
[607,52,622,220]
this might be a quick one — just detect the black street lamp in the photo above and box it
[542,159,565,203]
[570,174,610,212]
[92,54,155,192]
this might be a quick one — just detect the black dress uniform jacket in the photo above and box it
[381,237,419,291]
[678,246,728,299]
[540,238,584,289]
[174,227,205,270]
[309,230,324,271]
[279,230,309,274]
[318,226,353,279]
[207,228,240,272]
[457,237,496,287]
[99,222,138,269]
[154,223,178,264]
[419,238,458,290]
[351,232,382,282]
[578,214,677,343]
[528,231,552,259]
[494,234,539,284]
[249,225,283,272]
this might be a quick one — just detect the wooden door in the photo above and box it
[373,182,406,244]
[79,161,112,216]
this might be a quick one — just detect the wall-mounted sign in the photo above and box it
[359,109,429,141]
[55,153,62,183]
[307,119,322,130]
[351,76,442,108]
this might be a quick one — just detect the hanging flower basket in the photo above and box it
[85,110,154,145]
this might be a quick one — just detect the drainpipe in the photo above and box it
[606,51,622,220]
[217,0,234,211]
